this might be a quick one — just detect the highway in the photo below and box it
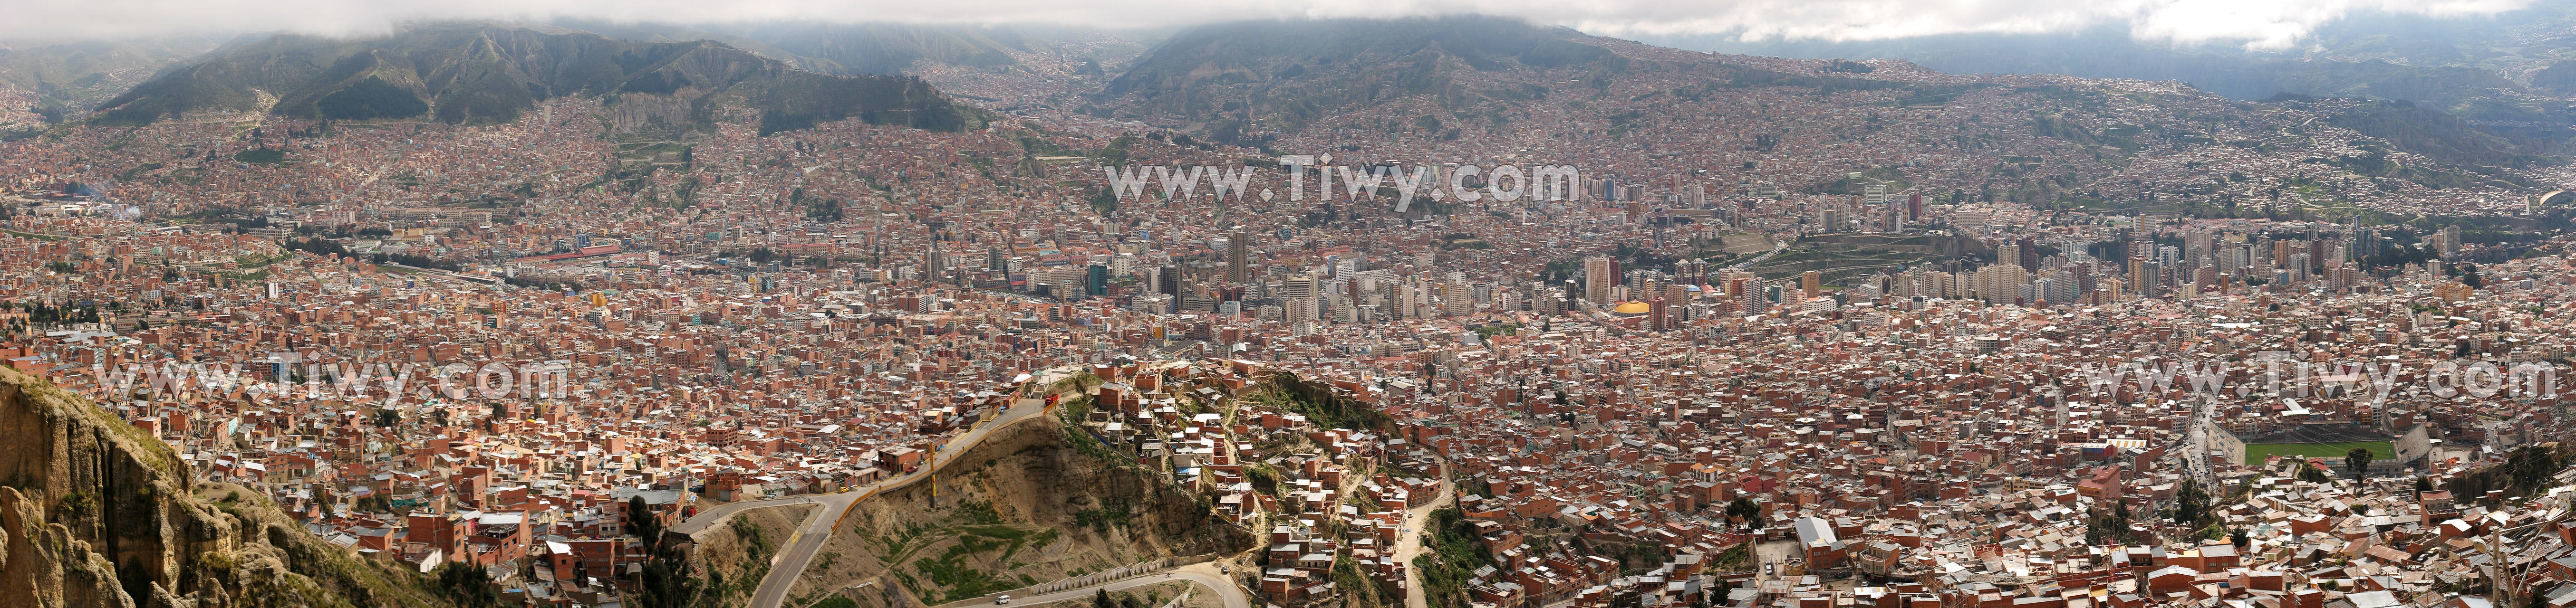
[939,563,1249,608]
[727,368,1078,608]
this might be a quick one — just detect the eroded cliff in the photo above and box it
[0,367,453,608]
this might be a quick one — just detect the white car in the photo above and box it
[996,596,1012,605]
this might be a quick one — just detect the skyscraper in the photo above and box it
[1228,225,1250,284]
[1584,256,1617,304]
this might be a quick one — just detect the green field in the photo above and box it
[2243,441,2392,465]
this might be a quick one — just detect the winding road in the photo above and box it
[739,395,1053,608]
[678,366,1262,608]
[940,563,1249,608]
[666,367,1079,608]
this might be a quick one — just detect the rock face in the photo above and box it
[0,368,453,608]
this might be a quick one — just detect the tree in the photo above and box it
[2300,463,2333,484]
[2413,476,2434,499]
[2173,478,2211,527]
[628,494,697,608]
[1095,589,1114,608]
[629,496,656,538]
[434,562,499,607]
[2085,506,2133,546]
[1725,497,1761,528]
[2345,447,2374,479]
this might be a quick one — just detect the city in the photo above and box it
[6,7,2576,608]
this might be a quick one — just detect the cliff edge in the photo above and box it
[0,367,453,608]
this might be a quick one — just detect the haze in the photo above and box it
[7,0,2539,48]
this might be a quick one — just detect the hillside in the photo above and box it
[0,367,458,608]
[87,23,985,135]
[0,34,232,111]
[785,410,1255,608]
[1097,16,1624,145]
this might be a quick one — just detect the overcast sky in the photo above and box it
[7,0,2539,48]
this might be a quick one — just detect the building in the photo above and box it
[1585,256,1618,305]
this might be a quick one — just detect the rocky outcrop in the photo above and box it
[0,367,453,608]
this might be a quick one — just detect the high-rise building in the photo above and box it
[1227,225,1250,284]
[1155,266,1183,296]
[1801,271,1822,301]
[1584,256,1618,304]
[925,241,946,284]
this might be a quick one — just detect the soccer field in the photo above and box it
[2242,441,2393,466]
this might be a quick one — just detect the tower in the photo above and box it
[1227,225,1249,285]
[1584,256,1617,304]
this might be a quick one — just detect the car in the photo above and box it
[838,486,850,494]
[996,596,1012,605]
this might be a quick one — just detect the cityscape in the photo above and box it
[8,5,2576,608]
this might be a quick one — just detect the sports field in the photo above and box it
[2242,441,2393,465]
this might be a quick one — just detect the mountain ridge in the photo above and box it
[88,23,986,134]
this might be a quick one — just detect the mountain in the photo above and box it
[89,23,986,134]
[0,367,459,608]
[0,34,233,117]
[1097,16,1627,145]
[556,19,1060,77]
[1674,30,2538,111]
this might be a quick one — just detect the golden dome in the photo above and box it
[1611,301,1653,315]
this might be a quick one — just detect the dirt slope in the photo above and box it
[787,414,1255,608]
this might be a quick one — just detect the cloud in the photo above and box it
[5,0,2537,48]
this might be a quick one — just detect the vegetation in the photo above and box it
[368,252,462,271]
[1413,506,1494,608]
[233,148,286,164]
[316,76,429,120]
[627,494,718,608]
[2346,447,2376,478]
[432,562,500,607]
[1243,373,1389,431]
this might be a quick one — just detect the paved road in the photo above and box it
[2184,399,2218,490]
[743,367,1083,608]
[672,496,820,536]
[941,563,1249,608]
[1392,454,1456,608]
